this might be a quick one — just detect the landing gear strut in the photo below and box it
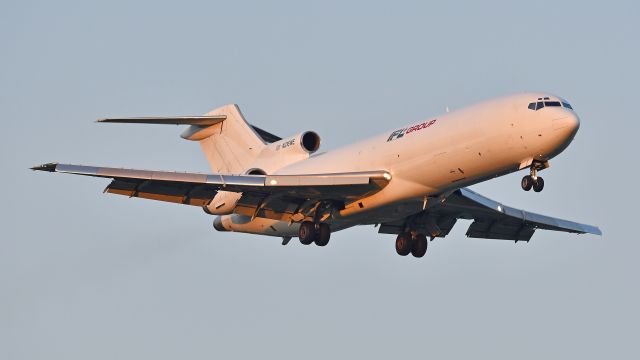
[298,221,331,246]
[395,232,428,258]
[521,162,545,192]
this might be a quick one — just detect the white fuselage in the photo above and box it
[216,93,580,237]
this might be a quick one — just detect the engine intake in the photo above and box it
[301,131,321,153]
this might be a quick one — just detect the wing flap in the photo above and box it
[466,218,535,241]
[104,179,218,206]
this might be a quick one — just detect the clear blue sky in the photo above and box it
[2,1,638,359]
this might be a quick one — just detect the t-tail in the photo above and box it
[97,104,280,174]
[97,104,320,175]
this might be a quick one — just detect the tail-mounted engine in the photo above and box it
[247,131,321,174]
[275,131,320,154]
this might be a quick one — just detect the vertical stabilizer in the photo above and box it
[184,104,267,174]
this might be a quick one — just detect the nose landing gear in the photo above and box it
[521,162,546,192]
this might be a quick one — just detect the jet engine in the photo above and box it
[274,131,321,155]
[247,131,321,173]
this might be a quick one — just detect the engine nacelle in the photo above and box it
[247,131,321,174]
[274,131,320,155]
[203,191,242,215]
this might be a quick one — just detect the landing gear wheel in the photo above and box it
[298,221,317,245]
[521,175,533,191]
[315,223,331,246]
[395,232,413,256]
[533,177,544,192]
[411,234,428,258]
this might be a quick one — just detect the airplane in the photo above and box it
[32,92,601,258]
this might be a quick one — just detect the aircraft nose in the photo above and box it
[567,112,580,133]
[552,112,580,136]
[548,111,580,158]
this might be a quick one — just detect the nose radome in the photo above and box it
[553,112,580,134]
[568,112,580,133]
[546,112,580,158]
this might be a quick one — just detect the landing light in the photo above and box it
[383,172,392,180]
[497,205,503,212]
[270,179,278,185]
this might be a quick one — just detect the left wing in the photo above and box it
[31,163,390,208]
[378,188,601,241]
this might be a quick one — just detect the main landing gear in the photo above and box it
[395,232,429,258]
[521,162,546,192]
[298,221,331,246]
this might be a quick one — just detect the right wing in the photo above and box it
[31,163,390,211]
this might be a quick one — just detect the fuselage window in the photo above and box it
[545,101,562,107]
[528,102,536,110]
[562,102,573,110]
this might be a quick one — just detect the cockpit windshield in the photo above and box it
[527,97,573,111]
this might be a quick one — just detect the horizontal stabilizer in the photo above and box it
[97,115,227,126]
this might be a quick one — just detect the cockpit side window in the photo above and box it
[562,102,573,110]
[528,102,536,110]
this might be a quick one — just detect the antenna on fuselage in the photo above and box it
[445,106,450,113]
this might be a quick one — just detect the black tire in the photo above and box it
[411,234,428,258]
[315,223,331,246]
[395,232,413,256]
[298,221,316,245]
[521,175,533,191]
[533,177,545,192]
